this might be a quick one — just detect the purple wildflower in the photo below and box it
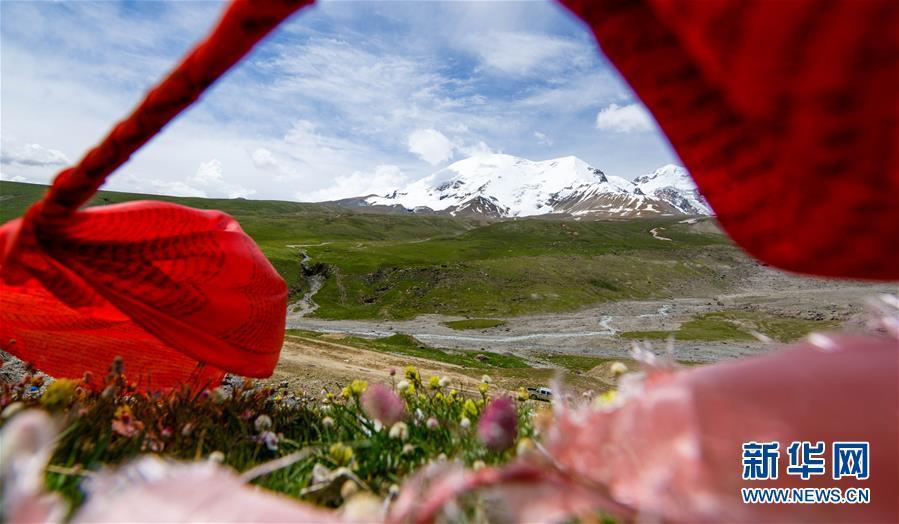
[477,396,518,452]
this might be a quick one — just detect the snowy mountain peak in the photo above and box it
[360,154,710,218]
[633,164,710,215]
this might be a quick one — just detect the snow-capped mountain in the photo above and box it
[632,164,711,215]
[347,154,710,218]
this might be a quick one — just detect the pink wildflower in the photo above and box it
[111,406,144,438]
[477,396,517,452]
[361,383,405,426]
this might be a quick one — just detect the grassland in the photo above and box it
[620,310,838,343]
[442,319,507,330]
[1,180,743,321]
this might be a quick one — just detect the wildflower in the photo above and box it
[462,399,479,418]
[349,379,368,396]
[439,376,450,388]
[404,365,420,383]
[141,436,163,452]
[414,408,425,422]
[517,437,535,455]
[361,383,405,426]
[481,374,492,384]
[396,380,410,392]
[160,427,173,439]
[40,378,77,411]
[516,387,529,401]
[254,414,273,432]
[258,431,279,451]
[426,417,439,430]
[402,443,415,455]
[478,383,489,395]
[181,422,195,437]
[112,405,144,438]
[593,389,618,408]
[329,442,354,465]
[322,416,335,428]
[208,451,225,463]
[341,386,351,398]
[212,387,228,403]
[477,397,518,452]
[389,368,396,377]
[434,392,445,402]
[610,361,628,376]
[389,421,409,441]
[389,484,400,498]
[449,389,459,398]
[240,409,254,420]
[428,375,441,390]
[472,460,486,470]
[437,453,448,462]
[460,416,471,429]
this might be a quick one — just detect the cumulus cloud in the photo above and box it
[408,128,456,165]
[300,165,410,202]
[595,103,655,133]
[188,159,256,199]
[0,142,71,167]
[144,159,256,199]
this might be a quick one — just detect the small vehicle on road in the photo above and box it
[527,386,553,402]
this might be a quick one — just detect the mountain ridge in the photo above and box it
[332,154,710,218]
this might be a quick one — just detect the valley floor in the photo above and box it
[286,268,894,365]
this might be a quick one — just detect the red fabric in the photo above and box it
[561,0,899,280]
[0,0,310,390]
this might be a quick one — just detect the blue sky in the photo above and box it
[0,0,679,201]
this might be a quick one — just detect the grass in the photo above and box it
[1,180,743,321]
[442,319,507,330]
[2,364,536,515]
[620,310,838,342]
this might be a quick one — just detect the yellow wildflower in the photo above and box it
[349,379,368,396]
[516,387,529,401]
[40,379,78,411]
[404,365,420,383]
[462,399,479,418]
[329,442,354,465]
[428,375,441,390]
[594,389,618,408]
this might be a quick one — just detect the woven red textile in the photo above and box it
[561,0,899,279]
[0,0,310,390]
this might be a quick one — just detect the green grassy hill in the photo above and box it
[1,181,743,320]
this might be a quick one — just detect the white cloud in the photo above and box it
[301,164,409,201]
[408,128,455,165]
[533,131,552,146]
[595,103,655,133]
[456,140,496,158]
[0,172,28,182]
[0,142,71,167]
[187,159,256,199]
[460,31,584,77]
